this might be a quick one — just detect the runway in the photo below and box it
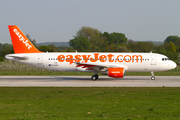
[0,76,180,87]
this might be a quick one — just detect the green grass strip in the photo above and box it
[0,87,180,119]
[0,60,180,76]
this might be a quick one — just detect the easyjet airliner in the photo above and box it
[5,25,177,80]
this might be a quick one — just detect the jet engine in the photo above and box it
[101,67,125,78]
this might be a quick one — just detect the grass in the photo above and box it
[0,60,180,76]
[0,87,180,119]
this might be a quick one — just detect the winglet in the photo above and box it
[8,25,42,54]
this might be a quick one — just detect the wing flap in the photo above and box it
[75,62,128,72]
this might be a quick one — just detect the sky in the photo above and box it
[1,0,180,44]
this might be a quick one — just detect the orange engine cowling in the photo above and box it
[106,68,125,78]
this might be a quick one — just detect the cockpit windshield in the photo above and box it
[162,58,170,61]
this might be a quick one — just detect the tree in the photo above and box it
[76,26,102,42]
[37,45,52,52]
[164,35,180,52]
[155,41,178,63]
[70,26,129,52]
[154,44,167,55]
[127,39,135,52]
[0,43,4,51]
[69,36,91,52]
[102,32,128,45]
[56,46,71,52]
[164,41,177,60]
[0,44,14,62]
[48,44,57,52]
[164,36,179,43]
[26,34,37,46]
[127,41,155,52]
[164,41,176,52]
[0,57,4,62]
[114,46,130,52]
[76,26,104,48]
[111,32,127,44]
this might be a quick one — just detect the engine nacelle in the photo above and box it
[101,68,125,78]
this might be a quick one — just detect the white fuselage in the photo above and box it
[6,52,177,73]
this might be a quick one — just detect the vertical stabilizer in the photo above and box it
[8,25,42,54]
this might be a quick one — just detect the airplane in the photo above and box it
[5,25,177,81]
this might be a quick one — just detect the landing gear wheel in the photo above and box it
[91,75,97,81]
[151,71,155,80]
[151,76,155,80]
[91,74,98,81]
[95,74,98,79]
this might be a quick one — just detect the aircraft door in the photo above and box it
[38,55,43,64]
[151,55,156,65]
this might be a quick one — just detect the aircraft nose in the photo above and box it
[171,61,177,69]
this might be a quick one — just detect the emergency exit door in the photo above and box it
[151,55,156,65]
[38,55,43,64]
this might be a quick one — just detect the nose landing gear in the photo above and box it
[91,74,98,81]
[151,71,155,80]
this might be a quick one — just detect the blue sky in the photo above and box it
[1,0,180,44]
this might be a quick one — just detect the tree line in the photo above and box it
[0,26,179,64]
[69,27,179,64]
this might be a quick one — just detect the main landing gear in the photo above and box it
[91,74,98,81]
[151,71,155,80]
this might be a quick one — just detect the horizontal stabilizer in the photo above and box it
[5,54,28,61]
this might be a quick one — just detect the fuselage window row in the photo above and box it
[48,58,150,61]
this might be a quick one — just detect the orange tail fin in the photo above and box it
[8,25,42,54]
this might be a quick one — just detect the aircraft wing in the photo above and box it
[75,62,128,72]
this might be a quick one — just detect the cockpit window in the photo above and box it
[162,58,170,61]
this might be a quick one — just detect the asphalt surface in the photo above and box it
[0,76,179,87]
